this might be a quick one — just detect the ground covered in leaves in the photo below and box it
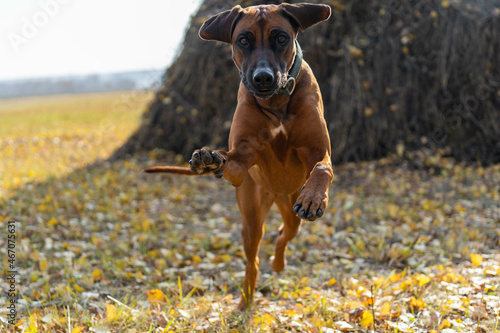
[0,92,499,332]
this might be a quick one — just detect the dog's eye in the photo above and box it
[278,35,287,44]
[239,37,249,46]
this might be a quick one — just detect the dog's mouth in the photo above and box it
[253,89,277,99]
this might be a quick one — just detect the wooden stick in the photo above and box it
[142,165,197,175]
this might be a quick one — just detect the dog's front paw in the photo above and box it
[293,188,327,221]
[189,147,225,177]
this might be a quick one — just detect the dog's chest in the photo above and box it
[270,123,287,139]
[268,121,290,161]
[251,122,306,193]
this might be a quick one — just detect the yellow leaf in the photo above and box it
[26,314,38,333]
[147,289,166,305]
[332,1,345,11]
[91,236,105,249]
[455,203,466,213]
[388,204,399,218]
[470,253,483,266]
[360,310,374,327]
[380,302,391,317]
[415,274,430,286]
[73,283,84,293]
[348,45,363,58]
[327,277,337,286]
[254,313,276,327]
[439,318,452,329]
[71,326,85,333]
[373,276,385,287]
[157,258,167,270]
[421,199,433,211]
[409,297,426,313]
[327,226,335,235]
[135,271,144,280]
[147,249,159,258]
[221,254,231,262]
[441,0,450,8]
[106,304,116,320]
[262,312,276,324]
[389,272,402,283]
[91,269,103,283]
[430,10,438,18]
[142,219,151,232]
[32,289,41,298]
[399,278,412,290]
[40,259,48,272]
[346,300,364,310]
[442,271,459,283]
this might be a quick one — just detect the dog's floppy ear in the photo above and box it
[280,3,331,32]
[199,5,243,43]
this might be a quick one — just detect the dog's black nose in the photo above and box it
[253,68,274,89]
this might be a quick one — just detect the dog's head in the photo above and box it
[199,3,331,99]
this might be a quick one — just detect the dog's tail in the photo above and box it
[142,166,196,176]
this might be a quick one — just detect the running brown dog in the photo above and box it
[145,3,333,310]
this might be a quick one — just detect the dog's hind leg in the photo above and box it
[235,174,275,310]
[271,192,302,273]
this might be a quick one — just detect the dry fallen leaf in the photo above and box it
[106,304,116,320]
[71,326,85,333]
[439,318,452,330]
[40,260,48,272]
[254,313,276,329]
[380,302,391,318]
[91,269,103,283]
[360,310,374,328]
[348,307,365,321]
[335,321,353,332]
[409,297,426,313]
[73,284,84,293]
[147,289,166,305]
[470,253,483,266]
[416,274,431,287]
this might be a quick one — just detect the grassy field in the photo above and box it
[0,92,499,332]
[0,91,151,192]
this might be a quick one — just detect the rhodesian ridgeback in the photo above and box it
[144,2,333,310]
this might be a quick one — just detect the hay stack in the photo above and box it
[114,0,500,164]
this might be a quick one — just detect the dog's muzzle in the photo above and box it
[240,40,303,99]
[241,69,287,99]
[252,68,274,90]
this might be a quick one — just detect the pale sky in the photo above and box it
[0,0,202,81]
